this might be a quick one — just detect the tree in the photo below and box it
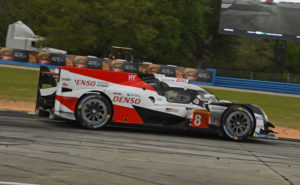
[0,0,298,83]
[286,42,300,82]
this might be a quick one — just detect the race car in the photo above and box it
[36,66,275,141]
[260,0,279,4]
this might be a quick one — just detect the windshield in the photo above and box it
[196,90,218,103]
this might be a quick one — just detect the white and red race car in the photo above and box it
[260,0,280,4]
[36,66,275,141]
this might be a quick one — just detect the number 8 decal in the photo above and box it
[194,114,202,126]
[192,109,210,128]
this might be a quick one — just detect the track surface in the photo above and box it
[220,0,300,35]
[0,112,299,185]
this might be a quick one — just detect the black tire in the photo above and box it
[221,106,255,141]
[76,94,113,129]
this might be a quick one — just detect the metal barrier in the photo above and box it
[215,76,300,95]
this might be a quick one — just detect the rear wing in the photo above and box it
[35,66,58,117]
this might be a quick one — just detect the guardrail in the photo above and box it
[215,76,300,95]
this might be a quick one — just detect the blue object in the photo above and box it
[0,60,59,69]
[215,76,300,95]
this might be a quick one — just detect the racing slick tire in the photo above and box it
[76,94,113,129]
[221,106,255,141]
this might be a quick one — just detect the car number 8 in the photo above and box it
[194,114,202,126]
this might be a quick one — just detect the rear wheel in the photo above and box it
[76,94,112,129]
[221,106,255,141]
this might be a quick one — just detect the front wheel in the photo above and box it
[76,94,113,129]
[221,106,255,141]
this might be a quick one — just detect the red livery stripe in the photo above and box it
[112,104,143,124]
[56,95,79,112]
[60,67,155,91]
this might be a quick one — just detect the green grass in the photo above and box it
[0,67,299,129]
[0,67,39,102]
[206,88,300,129]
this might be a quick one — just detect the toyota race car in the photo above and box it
[36,66,275,141]
[260,0,279,4]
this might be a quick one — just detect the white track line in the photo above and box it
[0,181,40,185]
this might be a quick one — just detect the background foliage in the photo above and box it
[0,0,299,81]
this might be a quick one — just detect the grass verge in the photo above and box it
[0,67,39,102]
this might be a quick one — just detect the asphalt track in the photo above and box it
[0,112,299,185]
[219,0,300,35]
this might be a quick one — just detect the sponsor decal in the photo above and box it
[63,82,68,87]
[74,56,87,68]
[87,57,102,69]
[124,63,139,73]
[51,56,64,63]
[37,52,50,64]
[196,70,213,83]
[74,79,96,86]
[197,72,210,79]
[176,78,189,83]
[14,52,27,59]
[124,65,137,71]
[128,74,137,81]
[88,60,100,66]
[126,93,140,97]
[166,108,179,113]
[160,67,175,77]
[97,81,109,87]
[50,53,66,66]
[113,96,141,104]
[210,106,227,111]
[113,92,123,96]
[62,77,71,81]
[13,49,29,62]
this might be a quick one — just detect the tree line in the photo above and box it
[0,0,299,82]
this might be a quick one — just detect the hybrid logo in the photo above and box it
[74,79,96,86]
[128,75,136,81]
[113,96,141,104]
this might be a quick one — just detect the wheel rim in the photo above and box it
[81,98,108,127]
[225,111,251,137]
